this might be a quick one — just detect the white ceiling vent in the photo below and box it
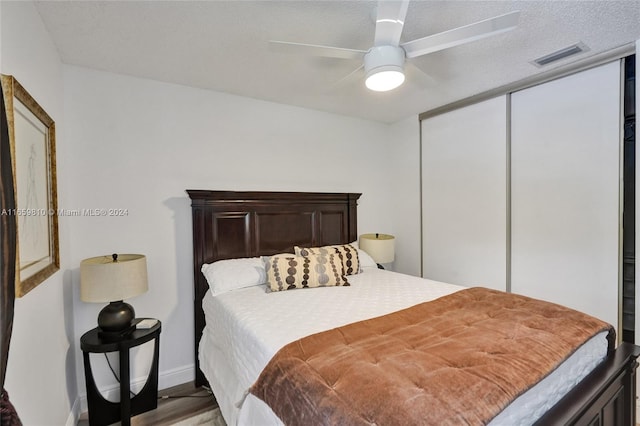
[531,42,589,67]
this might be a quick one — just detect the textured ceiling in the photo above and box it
[34,0,640,123]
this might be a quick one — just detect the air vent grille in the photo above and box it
[532,43,589,67]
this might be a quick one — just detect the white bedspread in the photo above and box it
[199,269,609,426]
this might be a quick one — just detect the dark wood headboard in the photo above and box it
[187,190,361,386]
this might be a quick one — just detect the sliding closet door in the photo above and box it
[421,96,507,290]
[511,61,621,329]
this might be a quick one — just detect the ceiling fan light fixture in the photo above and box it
[364,45,406,92]
[271,3,521,93]
[365,67,405,91]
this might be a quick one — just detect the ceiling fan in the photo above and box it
[270,1,520,92]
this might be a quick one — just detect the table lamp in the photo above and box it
[359,233,395,269]
[80,254,148,335]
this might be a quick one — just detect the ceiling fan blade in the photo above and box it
[329,64,365,91]
[269,40,367,60]
[401,10,520,59]
[405,61,436,88]
[374,0,410,46]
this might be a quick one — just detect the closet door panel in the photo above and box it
[511,61,621,329]
[421,96,507,290]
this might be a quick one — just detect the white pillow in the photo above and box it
[357,249,378,270]
[201,257,266,296]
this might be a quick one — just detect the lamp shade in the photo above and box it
[80,254,148,303]
[359,234,395,264]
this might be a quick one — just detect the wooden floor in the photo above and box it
[78,382,217,426]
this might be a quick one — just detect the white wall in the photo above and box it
[1,2,78,425]
[387,115,421,276]
[62,66,409,407]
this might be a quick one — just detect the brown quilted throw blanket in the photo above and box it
[250,287,614,426]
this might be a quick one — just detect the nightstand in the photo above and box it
[81,318,161,426]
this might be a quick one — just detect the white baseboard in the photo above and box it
[158,364,195,390]
[65,397,81,426]
[78,364,195,414]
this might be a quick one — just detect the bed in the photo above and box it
[188,190,640,426]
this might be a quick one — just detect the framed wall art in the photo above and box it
[1,75,59,297]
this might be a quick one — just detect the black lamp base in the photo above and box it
[98,300,135,332]
[98,325,136,341]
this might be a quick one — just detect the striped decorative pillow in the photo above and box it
[295,244,360,275]
[265,253,349,292]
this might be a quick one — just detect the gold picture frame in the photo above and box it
[1,75,59,297]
